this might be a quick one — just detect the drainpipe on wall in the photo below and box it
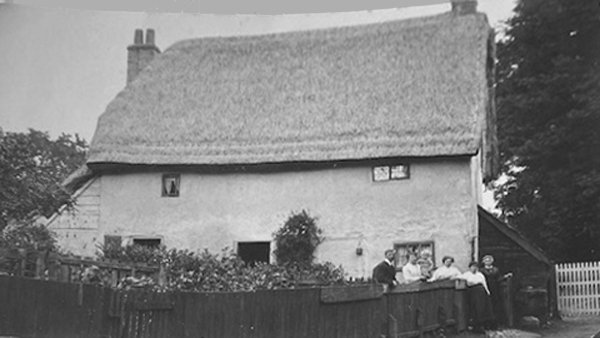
[471,236,479,262]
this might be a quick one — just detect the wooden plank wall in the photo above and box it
[0,275,467,338]
[0,276,114,338]
[386,280,460,337]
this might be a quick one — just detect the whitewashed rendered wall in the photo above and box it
[80,158,477,279]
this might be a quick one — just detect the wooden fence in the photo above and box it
[0,275,469,338]
[0,248,162,287]
[555,261,600,317]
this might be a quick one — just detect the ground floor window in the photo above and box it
[237,241,270,266]
[133,238,161,248]
[394,241,435,269]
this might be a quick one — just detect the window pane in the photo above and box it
[162,174,180,197]
[373,166,390,181]
[390,165,409,179]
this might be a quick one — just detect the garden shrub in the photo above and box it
[91,243,350,292]
[0,222,59,276]
[85,211,357,292]
[272,210,323,266]
[97,241,165,266]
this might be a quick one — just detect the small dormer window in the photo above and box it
[372,164,410,182]
[162,174,180,197]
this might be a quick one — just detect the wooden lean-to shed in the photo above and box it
[478,206,556,324]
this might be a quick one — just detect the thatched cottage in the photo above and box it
[47,0,498,279]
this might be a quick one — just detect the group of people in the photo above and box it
[372,250,512,333]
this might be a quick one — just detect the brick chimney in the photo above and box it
[127,29,160,84]
[451,0,477,15]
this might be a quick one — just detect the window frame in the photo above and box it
[236,241,272,266]
[372,164,410,182]
[132,238,162,248]
[393,240,435,270]
[161,173,181,197]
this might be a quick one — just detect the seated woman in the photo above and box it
[429,256,461,281]
[457,262,495,333]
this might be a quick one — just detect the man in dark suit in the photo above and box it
[372,249,398,287]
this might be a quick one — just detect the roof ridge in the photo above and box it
[166,11,486,53]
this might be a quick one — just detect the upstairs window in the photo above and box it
[372,164,410,182]
[162,174,180,197]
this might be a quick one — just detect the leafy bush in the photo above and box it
[158,249,348,292]
[93,243,351,292]
[0,222,58,277]
[273,210,323,265]
[89,211,352,292]
[97,241,165,266]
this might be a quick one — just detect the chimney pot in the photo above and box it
[145,29,155,46]
[451,0,477,15]
[134,29,143,44]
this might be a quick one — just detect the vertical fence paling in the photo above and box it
[556,261,600,317]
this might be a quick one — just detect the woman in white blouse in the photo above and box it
[429,256,462,281]
[457,262,495,333]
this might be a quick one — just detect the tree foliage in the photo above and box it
[273,210,323,266]
[0,128,88,230]
[0,223,57,252]
[495,0,600,261]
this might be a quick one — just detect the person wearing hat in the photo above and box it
[480,254,513,328]
[372,249,399,288]
[429,256,462,281]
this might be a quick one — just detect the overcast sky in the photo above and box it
[0,0,517,141]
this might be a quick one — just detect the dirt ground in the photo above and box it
[449,317,600,338]
[540,317,600,338]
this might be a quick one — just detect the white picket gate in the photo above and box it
[555,261,600,317]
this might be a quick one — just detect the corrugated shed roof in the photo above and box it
[88,11,496,170]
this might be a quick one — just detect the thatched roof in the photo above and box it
[88,11,497,176]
